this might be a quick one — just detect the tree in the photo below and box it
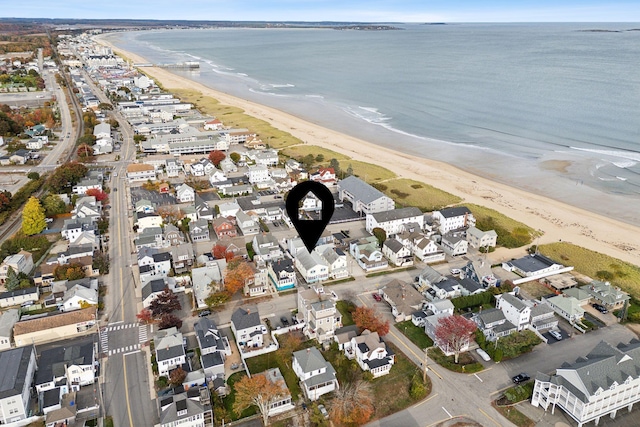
[224,260,254,295]
[136,308,153,324]
[27,172,39,180]
[346,164,354,176]
[85,188,109,202]
[233,373,286,426]
[149,288,181,317]
[372,227,386,247]
[302,154,315,169]
[53,263,86,281]
[158,313,183,330]
[205,290,230,307]
[212,243,231,260]
[157,206,184,223]
[277,333,302,358]
[230,152,241,163]
[352,306,389,336]
[5,267,19,291]
[315,154,324,163]
[77,143,94,159]
[41,194,66,217]
[92,253,109,274]
[434,315,477,364]
[329,380,374,425]
[47,162,88,193]
[169,367,187,386]
[208,150,226,166]
[596,270,615,281]
[133,134,147,143]
[98,102,113,111]
[22,196,46,235]
[329,158,341,176]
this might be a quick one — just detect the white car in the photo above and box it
[450,268,461,275]
[317,404,329,419]
[549,330,563,341]
[476,348,491,361]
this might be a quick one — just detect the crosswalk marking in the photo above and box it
[139,325,148,343]
[107,343,141,357]
[100,329,109,352]
[105,322,140,332]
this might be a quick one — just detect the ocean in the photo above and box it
[104,23,640,225]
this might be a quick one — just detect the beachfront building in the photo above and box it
[337,176,394,215]
[531,340,640,427]
[466,226,498,249]
[432,206,475,234]
[502,254,573,284]
[580,280,630,311]
[365,207,424,237]
[441,231,468,256]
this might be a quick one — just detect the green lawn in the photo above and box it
[245,346,304,400]
[280,145,349,162]
[467,203,537,248]
[336,300,356,326]
[429,347,483,373]
[396,320,434,350]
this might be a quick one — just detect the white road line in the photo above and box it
[123,350,140,356]
[108,321,124,326]
[474,373,483,382]
[442,407,453,418]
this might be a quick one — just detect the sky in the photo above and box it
[6,1,640,22]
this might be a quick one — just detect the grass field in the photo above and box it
[518,281,553,299]
[396,320,434,349]
[170,89,302,149]
[466,203,537,248]
[539,242,640,298]
[280,145,349,162]
[336,300,356,326]
[347,160,397,182]
[375,178,462,212]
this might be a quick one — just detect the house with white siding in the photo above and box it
[337,176,394,215]
[432,206,475,234]
[154,327,186,377]
[382,238,413,267]
[294,249,329,284]
[292,347,338,401]
[365,207,424,237]
[346,330,394,378]
[466,226,498,249]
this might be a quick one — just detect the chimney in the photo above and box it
[247,308,251,314]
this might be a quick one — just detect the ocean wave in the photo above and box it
[248,88,290,98]
[305,95,325,99]
[617,176,628,181]
[270,84,296,88]
[570,146,640,162]
[612,160,637,168]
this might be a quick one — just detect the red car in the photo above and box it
[373,293,382,302]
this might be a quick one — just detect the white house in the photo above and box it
[0,250,34,284]
[155,327,186,377]
[0,309,18,350]
[347,330,395,378]
[292,347,339,401]
[267,259,297,292]
[542,295,585,324]
[175,184,195,203]
[337,176,395,215]
[127,163,157,182]
[495,293,531,332]
[320,247,349,280]
[382,238,413,267]
[298,289,342,344]
[0,346,37,424]
[252,233,283,265]
[309,167,336,187]
[466,226,498,249]
[441,231,468,256]
[218,201,240,218]
[157,389,212,427]
[412,237,445,263]
[207,170,227,185]
[532,340,640,427]
[349,237,388,272]
[230,306,264,350]
[93,122,110,139]
[195,318,231,379]
[247,165,270,183]
[294,249,329,284]
[60,284,98,312]
[366,207,424,237]
[236,211,259,236]
[432,206,475,234]
[0,287,39,308]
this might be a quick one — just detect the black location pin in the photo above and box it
[285,181,335,253]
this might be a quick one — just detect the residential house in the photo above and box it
[413,299,455,327]
[207,170,227,185]
[212,217,237,239]
[218,201,240,218]
[72,198,102,221]
[380,279,424,322]
[0,251,34,284]
[432,206,475,234]
[294,249,329,284]
[382,238,413,267]
[157,388,213,427]
[425,278,461,301]
[170,244,195,274]
[474,308,517,342]
[127,163,157,182]
[466,226,498,249]
[347,330,394,378]
[244,264,268,297]
[309,167,336,187]
[581,281,630,311]
[0,309,19,350]
[60,284,98,312]
[0,287,39,308]
[531,340,640,427]
[0,346,37,424]
[175,184,195,203]
[246,149,278,166]
[135,226,164,250]
[495,293,531,332]
[259,368,295,417]
[72,178,102,196]
[9,149,30,165]
[194,318,231,379]
[56,244,95,265]
[503,254,572,280]
[337,176,395,215]
[543,295,585,324]
[298,289,341,344]
[190,159,215,177]
[365,207,424,237]
[195,195,215,221]
[425,312,472,357]
[26,138,44,150]
[412,236,445,263]
[13,308,97,347]
[135,199,155,214]
[135,212,163,233]
[416,265,446,294]
[142,278,177,308]
[247,165,270,183]
[191,260,226,309]
[462,259,498,288]
[189,219,210,242]
[292,347,339,401]
[35,337,96,393]
[166,160,183,178]
[230,306,264,349]
[349,237,388,272]
[219,157,237,174]
[267,259,297,291]
[61,218,96,242]
[154,327,186,377]
[163,224,185,247]
[236,211,259,236]
[441,231,468,256]
[320,247,349,280]
[252,233,283,264]
[216,237,248,260]
[71,232,100,252]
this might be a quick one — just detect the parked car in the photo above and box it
[549,330,563,340]
[512,373,530,384]
[592,303,608,314]
[476,348,491,361]
[198,310,211,317]
[280,316,289,326]
[373,293,382,302]
[450,268,461,275]
[330,290,338,301]
[317,404,329,419]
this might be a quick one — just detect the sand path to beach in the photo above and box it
[97,35,639,266]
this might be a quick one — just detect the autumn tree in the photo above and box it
[157,206,184,223]
[233,373,286,426]
[47,162,88,193]
[42,194,67,216]
[158,313,183,330]
[276,333,302,363]
[212,243,235,261]
[77,143,94,159]
[329,380,374,426]
[205,290,230,308]
[22,196,46,235]
[53,263,86,281]
[224,259,254,295]
[149,288,181,317]
[434,315,477,364]
[229,152,241,163]
[136,308,153,324]
[85,188,109,202]
[352,306,389,336]
[169,367,187,386]
[208,150,226,166]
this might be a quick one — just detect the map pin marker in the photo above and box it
[286,181,335,253]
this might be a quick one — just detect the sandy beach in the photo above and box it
[97,35,640,266]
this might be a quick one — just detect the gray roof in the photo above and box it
[383,238,405,254]
[296,250,327,271]
[159,391,209,424]
[476,308,506,327]
[372,207,423,223]
[0,309,19,337]
[194,318,225,351]
[438,206,472,219]
[152,251,172,262]
[35,337,94,386]
[458,277,483,294]
[293,347,330,374]
[270,259,295,275]
[201,352,224,369]
[142,279,167,301]
[419,265,444,285]
[0,286,38,300]
[510,254,558,273]
[0,346,34,399]
[500,293,527,311]
[338,175,388,204]
[231,306,261,331]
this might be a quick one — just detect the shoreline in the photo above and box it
[96,34,640,266]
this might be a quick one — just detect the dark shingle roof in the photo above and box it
[438,206,472,219]
[338,175,388,204]
[372,207,422,223]
[231,306,261,331]
[0,346,34,399]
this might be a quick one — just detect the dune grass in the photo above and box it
[170,89,301,149]
[539,242,640,298]
[280,145,350,162]
[374,178,462,212]
[466,203,537,248]
[346,160,397,182]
